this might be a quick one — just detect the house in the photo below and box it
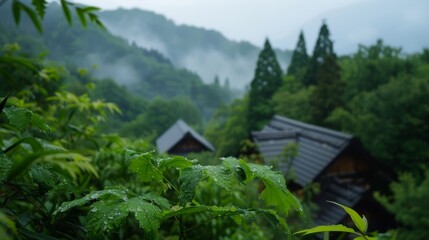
[156,119,215,155]
[252,115,393,230]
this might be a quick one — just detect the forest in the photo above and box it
[1,0,429,239]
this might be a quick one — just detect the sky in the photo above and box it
[68,0,428,54]
[71,0,365,49]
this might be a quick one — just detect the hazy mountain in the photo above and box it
[0,2,234,105]
[99,8,292,89]
[276,0,429,55]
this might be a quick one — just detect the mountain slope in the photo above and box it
[0,3,220,100]
[99,8,292,88]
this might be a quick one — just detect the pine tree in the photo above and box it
[311,54,345,125]
[304,22,334,86]
[247,39,283,131]
[287,31,309,76]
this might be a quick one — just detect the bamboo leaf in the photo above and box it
[295,224,358,236]
[0,95,8,114]
[60,0,72,25]
[12,1,21,25]
[75,7,87,27]
[328,201,368,234]
[19,2,43,33]
[31,0,47,18]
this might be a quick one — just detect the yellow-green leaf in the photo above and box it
[295,224,358,235]
[328,201,368,234]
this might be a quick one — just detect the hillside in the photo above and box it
[99,8,292,88]
[0,2,234,103]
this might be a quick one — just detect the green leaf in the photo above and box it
[178,166,203,205]
[0,56,38,72]
[60,0,72,25]
[0,154,12,183]
[127,198,162,237]
[239,159,254,183]
[3,107,33,133]
[221,157,254,183]
[204,165,235,190]
[3,137,43,154]
[54,187,130,215]
[31,113,50,132]
[163,205,240,219]
[261,209,290,237]
[12,1,21,25]
[0,211,16,239]
[328,201,367,234]
[158,156,192,171]
[249,163,303,215]
[126,150,163,182]
[140,193,171,210]
[19,2,43,33]
[295,224,358,235]
[65,194,163,239]
[94,18,105,30]
[29,164,60,188]
[0,96,8,114]
[86,200,129,240]
[82,6,101,12]
[31,0,47,18]
[75,7,87,27]
[353,236,366,240]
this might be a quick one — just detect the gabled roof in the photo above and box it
[252,115,353,186]
[156,119,215,153]
[313,178,367,225]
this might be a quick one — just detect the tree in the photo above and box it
[287,31,309,77]
[273,76,315,124]
[247,39,283,131]
[341,40,414,100]
[311,54,345,125]
[205,97,249,157]
[376,170,429,240]
[304,22,334,86]
[327,74,429,171]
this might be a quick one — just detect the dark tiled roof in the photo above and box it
[252,115,353,186]
[314,178,367,225]
[156,119,215,153]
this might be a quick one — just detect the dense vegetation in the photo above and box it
[1,0,429,239]
[207,18,429,239]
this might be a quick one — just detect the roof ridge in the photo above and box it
[273,115,352,139]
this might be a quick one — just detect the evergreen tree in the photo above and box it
[304,22,334,86]
[247,39,283,131]
[214,75,220,86]
[311,54,344,125]
[224,77,230,89]
[287,31,309,76]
